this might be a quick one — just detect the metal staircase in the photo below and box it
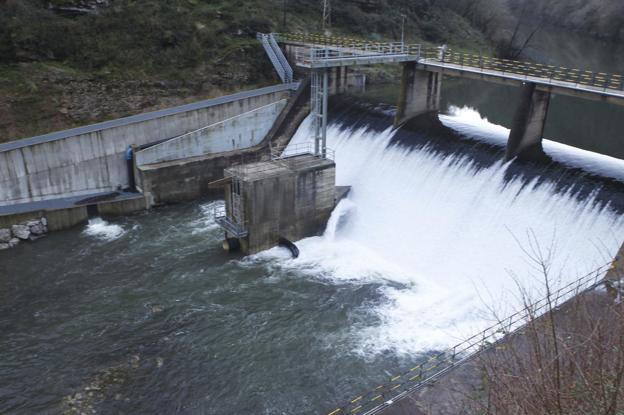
[257,33,293,83]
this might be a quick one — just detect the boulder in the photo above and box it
[8,238,19,248]
[0,228,10,243]
[30,223,45,235]
[0,243,9,251]
[41,217,48,227]
[11,224,30,240]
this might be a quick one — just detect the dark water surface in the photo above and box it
[2,27,624,415]
[362,26,624,159]
[0,202,412,414]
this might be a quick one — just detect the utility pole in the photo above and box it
[400,13,406,47]
[322,0,331,33]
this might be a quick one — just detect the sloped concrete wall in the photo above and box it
[135,100,287,166]
[0,84,295,206]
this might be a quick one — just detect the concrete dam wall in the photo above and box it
[135,100,288,166]
[0,84,296,206]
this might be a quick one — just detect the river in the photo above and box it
[1,29,624,414]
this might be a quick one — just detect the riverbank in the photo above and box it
[0,0,493,143]
[378,249,624,414]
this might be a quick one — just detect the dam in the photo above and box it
[1,30,624,415]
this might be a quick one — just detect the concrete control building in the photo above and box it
[215,151,339,255]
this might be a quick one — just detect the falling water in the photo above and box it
[262,107,624,356]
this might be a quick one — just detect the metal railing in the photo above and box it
[258,33,288,83]
[268,33,294,83]
[325,262,612,415]
[214,204,248,238]
[276,33,624,94]
[295,43,420,67]
[271,142,335,161]
[421,47,624,92]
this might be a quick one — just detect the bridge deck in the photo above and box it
[277,33,624,104]
[419,58,624,104]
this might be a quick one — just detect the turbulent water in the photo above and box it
[1,100,624,414]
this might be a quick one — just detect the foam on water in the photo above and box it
[440,105,624,182]
[256,111,624,356]
[83,218,126,241]
[190,201,224,235]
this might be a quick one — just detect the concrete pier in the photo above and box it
[395,62,441,126]
[216,153,336,255]
[506,83,551,161]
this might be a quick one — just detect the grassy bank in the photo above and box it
[0,0,496,143]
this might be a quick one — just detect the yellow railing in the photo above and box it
[323,261,611,415]
[276,33,624,92]
[424,48,623,90]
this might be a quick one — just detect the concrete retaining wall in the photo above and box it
[0,195,148,232]
[0,84,295,206]
[135,100,287,166]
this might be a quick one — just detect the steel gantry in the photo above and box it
[311,68,329,157]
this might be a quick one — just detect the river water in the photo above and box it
[2,32,624,415]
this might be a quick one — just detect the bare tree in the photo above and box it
[469,242,624,414]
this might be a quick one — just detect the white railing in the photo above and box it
[271,142,335,161]
[294,42,421,67]
[258,33,288,83]
[268,33,293,83]
[214,204,248,238]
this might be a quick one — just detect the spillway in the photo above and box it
[1,98,623,414]
[269,102,624,355]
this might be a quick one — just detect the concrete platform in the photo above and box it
[0,191,148,231]
[0,191,142,216]
[226,153,335,181]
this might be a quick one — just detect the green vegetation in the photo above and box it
[0,0,621,142]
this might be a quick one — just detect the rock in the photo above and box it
[0,228,10,243]
[29,234,45,241]
[8,238,19,248]
[0,243,9,250]
[26,220,40,227]
[11,224,30,240]
[30,223,45,235]
[41,217,48,226]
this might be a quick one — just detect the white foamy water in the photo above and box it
[257,113,624,356]
[191,201,224,235]
[83,218,126,241]
[440,106,624,182]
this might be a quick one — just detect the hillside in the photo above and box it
[0,0,621,142]
[0,0,496,142]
